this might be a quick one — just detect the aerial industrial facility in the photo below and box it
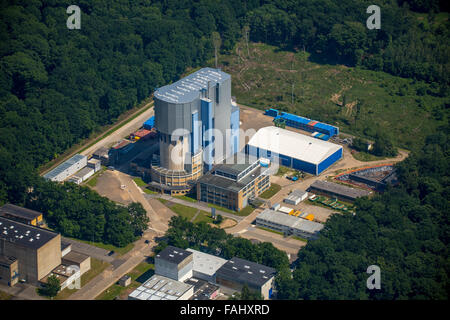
[245,126,343,175]
[0,205,90,289]
[0,206,90,288]
[149,68,240,195]
[129,245,276,300]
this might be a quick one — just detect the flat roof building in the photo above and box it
[155,246,193,282]
[0,204,43,226]
[215,257,276,299]
[197,154,270,211]
[284,190,308,205]
[186,248,227,283]
[128,274,194,300]
[185,277,220,300]
[246,126,343,175]
[309,180,371,202]
[256,209,324,240]
[43,154,87,182]
[0,216,61,284]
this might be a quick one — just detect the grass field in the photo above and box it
[133,177,147,187]
[96,261,154,300]
[217,42,448,150]
[168,203,199,221]
[259,183,282,199]
[54,258,110,300]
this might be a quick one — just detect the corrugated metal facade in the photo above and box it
[246,145,342,175]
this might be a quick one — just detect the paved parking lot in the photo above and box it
[62,237,115,263]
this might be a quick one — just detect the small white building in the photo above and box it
[43,154,87,182]
[87,158,101,172]
[73,167,95,182]
[186,248,227,283]
[278,206,293,214]
[284,190,308,205]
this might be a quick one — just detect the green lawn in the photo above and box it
[206,203,254,216]
[217,41,448,151]
[259,183,281,199]
[54,258,110,300]
[96,262,154,300]
[174,194,198,203]
[167,203,199,221]
[144,188,158,195]
[351,151,386,162]
[133,177,147,187]
[193,210,215,224]
[237,205,256,216]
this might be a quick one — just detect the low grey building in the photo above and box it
[215,257,276,300]
[43,154,87,182]
[256,209,324,240]
[309,180,371,202]
[283,190,308,205]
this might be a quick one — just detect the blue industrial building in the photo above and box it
[246,126,342,175]
[143,116,155,130]
[264,109,339,141]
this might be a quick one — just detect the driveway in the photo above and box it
[62,237,115,263]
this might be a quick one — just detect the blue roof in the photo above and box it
[144,116,154,125]
[154,68,230,104]
[279,113,311,125]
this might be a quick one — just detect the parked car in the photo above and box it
[108,250,115,256]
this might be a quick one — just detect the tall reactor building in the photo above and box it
[150,68,240,195]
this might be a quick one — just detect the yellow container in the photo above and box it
[305,214,314,221]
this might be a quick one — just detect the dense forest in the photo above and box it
[0,0,448,297]
[276,129,449,299]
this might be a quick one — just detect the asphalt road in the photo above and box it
[70,231,158,300]
[81,104,154,158]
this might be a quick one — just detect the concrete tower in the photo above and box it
[150,68,240,195]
